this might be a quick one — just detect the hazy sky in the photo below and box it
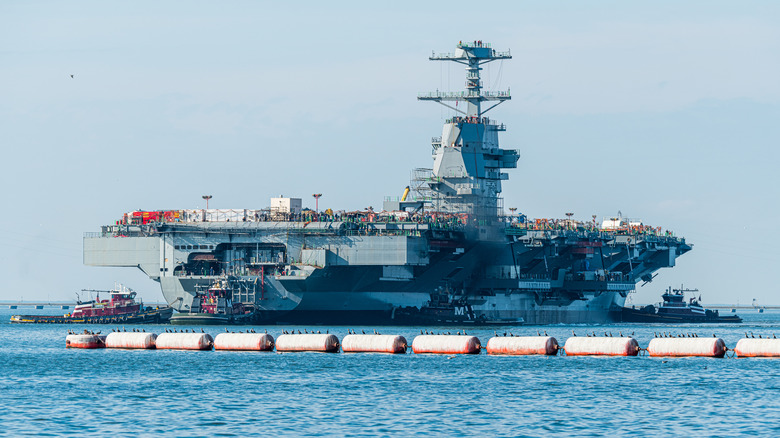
[1,1,778,305]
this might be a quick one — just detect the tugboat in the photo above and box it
[170,278,253,325]
[619,286,742,323]
[10,284,173,324]
[394,290,524,326]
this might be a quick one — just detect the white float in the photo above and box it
[341,334,407,354]
[275,334,340,352]
[487,336,559,355]
[214,333,275,351]
[155,333,213,350]
[647,337,726,358]
[564,337,640,356]
[734,338,780,358]
[105,332,157,349]
[411,335,481,355]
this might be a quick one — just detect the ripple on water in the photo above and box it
[1,312,779,436]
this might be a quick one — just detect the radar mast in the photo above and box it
[417,41,518,239]
[419,40,512,117]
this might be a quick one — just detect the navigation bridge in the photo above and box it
[409,41,518,239]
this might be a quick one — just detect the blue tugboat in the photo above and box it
[619,286,742,323]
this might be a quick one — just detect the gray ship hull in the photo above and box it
[249,290,624,325]
[82,41,690,325]
[163,276,624,325]
[84,232,648,325]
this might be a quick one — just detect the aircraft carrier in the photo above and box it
[83,41,691,325]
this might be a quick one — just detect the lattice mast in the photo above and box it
[417,41,519,239]
[419,41,512,117]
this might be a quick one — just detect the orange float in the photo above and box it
[66,334,106,349]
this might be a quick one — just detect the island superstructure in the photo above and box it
[83,41,691,324]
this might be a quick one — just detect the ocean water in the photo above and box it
[1,308,778,437]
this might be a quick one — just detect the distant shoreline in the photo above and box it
[625,304,780,310]
[0,301,168,307]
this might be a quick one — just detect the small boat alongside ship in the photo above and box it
[393,291,525,326]
[170,279,254,325]
[10,284,173,324]
[619,286,742,323]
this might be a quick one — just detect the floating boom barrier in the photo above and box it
[214,333,275,351]
[342,334,407,354]
[105,332,157,349]
[64,331,780,358]
[486,336,559,355]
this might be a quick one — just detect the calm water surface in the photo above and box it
[1,309,778,437]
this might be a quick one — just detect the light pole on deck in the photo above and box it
[312,193,322,213]
[202,195,212,210]
[565,212,573,230]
